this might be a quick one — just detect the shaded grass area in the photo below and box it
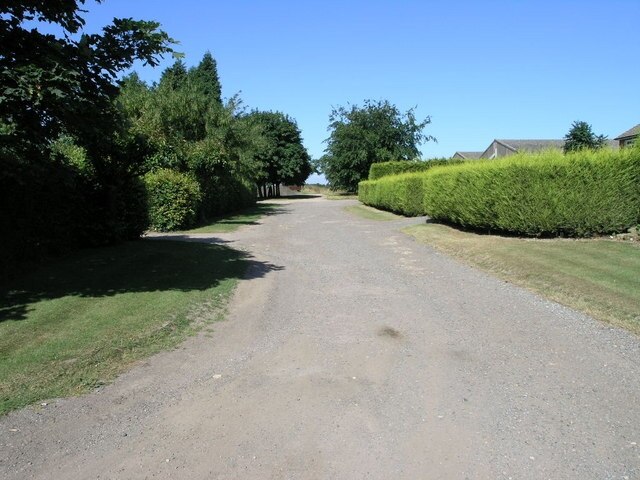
[181,203,281,233]
[0,240,282,415]
[405,223,640,334]
[344,205,399,221]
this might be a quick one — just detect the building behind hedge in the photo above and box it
[614,124,640,148]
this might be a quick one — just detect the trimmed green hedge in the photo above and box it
[144,169,202,231]
[359,173,426,216]
[359,148,640,237]
[368,158,463,180]
[1,145,149,281]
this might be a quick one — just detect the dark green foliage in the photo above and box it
[563,120,608,153]
[368,158,463,180]
[360,148,640,237]
[320,99,435,192]
[159,60,188,90]
[191,51,222,105]
[246,111,312,197]
[0,1,175,278]
[118,55,260,226]
[197,174,255,219]
[1,143,149,279]
[0,1,175,158]
[144,169,201,231]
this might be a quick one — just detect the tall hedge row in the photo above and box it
[359,173,426,216]
[359,148,640,237]
[1,155,148,280]
[368,158,463,180]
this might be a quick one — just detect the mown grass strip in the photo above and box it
[0,240,249,415]
[326,193,358,200]
[344,205,399,221]
[181,203,279,233]
[404,223,640,334]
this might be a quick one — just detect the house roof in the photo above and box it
[614,124,640,140]
[496,139,565,152]
[479,139,564,159]
[453,151,483,159]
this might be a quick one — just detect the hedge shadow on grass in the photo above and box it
[0,240,284,323]
[423,217,557,239]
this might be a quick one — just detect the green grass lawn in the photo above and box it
[405,223,640,334]
[0,240,251,415]
[344,205,400,221]
[326,193,358,200]
[180,203,279,234]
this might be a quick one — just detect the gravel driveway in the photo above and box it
[1,197,639,479]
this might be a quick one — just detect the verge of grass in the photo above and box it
[301,184,330,195]
[0,240,250,415]
[181,203,278,234]
[404,223,640,334]
[327,193,358,200]
[344,205,399,221]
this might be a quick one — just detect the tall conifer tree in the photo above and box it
[159,59,188,90]
[192,52,222,105]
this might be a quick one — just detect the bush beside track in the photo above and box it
[358,148,640,237]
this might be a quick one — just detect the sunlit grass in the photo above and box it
[0,240,248,415]
[181,203,278,233]
[344,205,399,221]
[405,223,640,334]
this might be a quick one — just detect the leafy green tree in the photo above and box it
[119,56,262,221]
[191,51,222,105]
[159,59,188,90]
[563,121,608,153]
[247,111,312,197]
[0,0,176,160]
[320,99,435,192]
[0,0,176,278]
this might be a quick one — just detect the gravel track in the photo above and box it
[1,197,639,479]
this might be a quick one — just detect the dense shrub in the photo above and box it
[359,173,426,216]
[1,155,85,279]
[359,148,640,237]
[368,158,463,180]
[1,148,150,281]
[144,169,202,231]
[197,173,256,221]
[424,148,640,236]
[114,176,149,240]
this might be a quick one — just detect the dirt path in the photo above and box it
[2,197,639,479]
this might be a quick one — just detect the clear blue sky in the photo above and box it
[78,0,639,183]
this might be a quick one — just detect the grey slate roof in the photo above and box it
[454,151,483,159]
[496,139,565,152]
[614,124,640,140]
